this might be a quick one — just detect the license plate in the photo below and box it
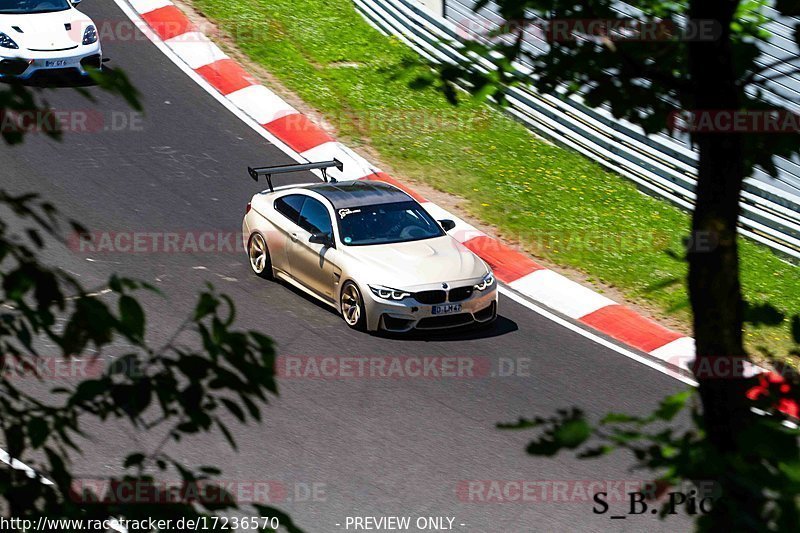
[45,59,69,68]
[432,304,462,315]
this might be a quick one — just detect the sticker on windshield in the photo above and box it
[343,237,352,244]
[338,208,361,220]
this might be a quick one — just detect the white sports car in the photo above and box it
[0,0,101,79]
[242,161,498,333]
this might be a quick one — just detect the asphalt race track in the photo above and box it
[0,1,693,531]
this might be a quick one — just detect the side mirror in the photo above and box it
[71,0,82,6]
[439,219,456,232]
[309,232,334,247]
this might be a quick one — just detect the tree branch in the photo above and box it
[746,65,800,85]
[614,45,690,95]
[740,57,800,87]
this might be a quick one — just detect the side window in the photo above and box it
[298,198,333,235]
[274,194,306,224]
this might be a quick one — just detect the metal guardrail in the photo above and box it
[353,0,800,262]
[444,0,800,197]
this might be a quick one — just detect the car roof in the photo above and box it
[299,180,413,209]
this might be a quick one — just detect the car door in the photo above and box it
[270,194,306,276]
[289,196,340,302]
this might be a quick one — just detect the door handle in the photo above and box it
[290,233,298,242]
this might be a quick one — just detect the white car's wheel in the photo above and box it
[340,281,366,331]
[248,233,273,279]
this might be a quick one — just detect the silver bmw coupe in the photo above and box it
[242,163,497,333]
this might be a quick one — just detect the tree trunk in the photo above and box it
[687,0,759,528]
[687,0,750,448]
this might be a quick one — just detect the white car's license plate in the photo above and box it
[45,59,69,68]
[432,304,462,315]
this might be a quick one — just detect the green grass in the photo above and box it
[189,0,799,360]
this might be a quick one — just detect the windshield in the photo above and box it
[337,201,445,246]
[0,0,71,14]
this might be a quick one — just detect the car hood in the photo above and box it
[346,235,489,288]
[0,10,92,51]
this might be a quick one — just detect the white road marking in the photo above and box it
[509,269,616,319]
[0,449,54,485]
[164,32,228,69]
[127,0,171,12]
[227,85,298,125]
[499,286,698,387]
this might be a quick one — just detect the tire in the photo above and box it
[248,233,273,280]
[340,281,367,331]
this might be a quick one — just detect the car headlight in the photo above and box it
[369,285,411,301]
[0,32,19,50]
[474,272,495,291]
[82,25,97,45]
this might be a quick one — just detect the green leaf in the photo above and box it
[578,445,612,459]
[194,292,218,321]
[221,399,246,422]
[177,422,199,434]
[119,295,145,341]
[26,418,48,449]
[113,383,152,418]
[240,394,262,421]
[86,67,142,111]
[44,447,69,485]
[109,274,123,293]
[601,413,642,424]
[124,453,146,468]
[497,417,542,430]
[609,430,646,444]
[554,418,591,448]
[653,391,691,421]
[777,460,800,483]
[73,379,107,404]
[216,419,237,451]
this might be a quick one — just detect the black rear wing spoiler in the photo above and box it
[248,159,344,192]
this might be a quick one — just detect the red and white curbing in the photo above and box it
[123,0,795,417]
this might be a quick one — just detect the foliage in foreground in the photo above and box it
[0,191,303,531]
[502,383,800,531]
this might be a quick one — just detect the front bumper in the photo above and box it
[0,42,102,79]
[362,281,499,333]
